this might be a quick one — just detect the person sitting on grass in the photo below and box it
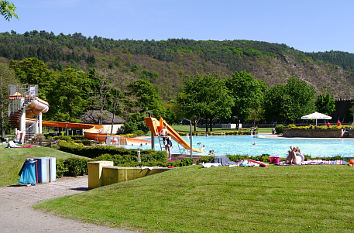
[286,146,304,164]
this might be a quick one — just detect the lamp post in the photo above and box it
[184,119,193,158]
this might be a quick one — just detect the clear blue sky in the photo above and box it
[1,0,354,53]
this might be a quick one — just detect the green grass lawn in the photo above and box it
[0,145,84,187]
[35,165,354,233]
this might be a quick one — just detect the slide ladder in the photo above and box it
[145,117,203,153]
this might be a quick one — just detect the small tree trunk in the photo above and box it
[205,117,208,133]
[1,109,5,138]
[110,101,116,135]
[210,119,213,132]
[193,120,197,132]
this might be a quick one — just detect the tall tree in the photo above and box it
[315,89,335,115]
[264,76,316,122]
[9,57,53,99]
[0,1,18,21]
[0,63,18,137]
[225,71,267,123]
[45,68,93,122]
[177,73,234,132]
[127,79,166,117]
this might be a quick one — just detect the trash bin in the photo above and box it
[34,157,56,183]
[48,157,56,182]
[35,157,50,183]
[18,159,37,185]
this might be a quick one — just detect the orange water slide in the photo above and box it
[9,93,149,145]
[41,120,148,145]
[145,117,203,153]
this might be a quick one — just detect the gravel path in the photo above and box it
[0,176,137,233]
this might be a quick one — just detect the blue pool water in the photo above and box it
[126,135,354,158]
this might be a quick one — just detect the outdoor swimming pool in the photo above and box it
[129,135,354,158]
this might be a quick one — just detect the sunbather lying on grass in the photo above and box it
[286,146,304,164]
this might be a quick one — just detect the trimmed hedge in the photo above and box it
[178,130,251,136]
[57,158,91,177]
[58,140,167,161]
[196,154,270,164]
[276,124,352,133]
[169,158,194,167]
[275,124,285,134]
[94,154,192,167]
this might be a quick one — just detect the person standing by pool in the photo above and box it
[165,135,172,158]
[160,126,168,144]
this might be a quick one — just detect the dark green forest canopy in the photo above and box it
[2,30,354,70]
[0,31,353,99]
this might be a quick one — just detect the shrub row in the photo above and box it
[56,157,194,178]
[58,140,167,161]
[94,154,193,167]
[56,158,91,177]
[178,130,251,136]
[196,154,270,164]
[275,124,351,134]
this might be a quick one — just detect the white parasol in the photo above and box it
[301,112,332,126]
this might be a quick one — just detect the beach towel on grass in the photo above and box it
[278,160,346,166]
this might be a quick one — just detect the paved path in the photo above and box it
[0,176,137,233]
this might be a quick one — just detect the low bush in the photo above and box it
[70,135,86,140]
[31,134,45,144]
[168,158,194,167]
[178,130,251,136]
[73,139,94,146]
[56,158,91,178]
[196,156,215,164]
[54,136,72,142]
[94,154,193,167]
[275,124,285,134]
[58,140,167,161]
[94,150,167,165]
[196,154,271,164]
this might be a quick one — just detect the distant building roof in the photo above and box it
[81,110,125,124]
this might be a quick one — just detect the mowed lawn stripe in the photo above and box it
[35,165,354,232]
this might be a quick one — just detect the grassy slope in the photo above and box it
[35,165,353,233]
[0,145,85,187]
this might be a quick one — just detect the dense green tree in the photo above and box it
[315,89,335,115]
[45,68,93,122]
[9,57,53,99]
[123,113,148,134]
[0,63,18,137]
[0,1,18,20]
[264,76,316,122]
[123,79,168,133]
[264,85,293,122]
[127,79,166,118]
[225,71,267,123]
[177,73,234,132]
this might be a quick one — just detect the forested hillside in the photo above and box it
[0,30,353,99]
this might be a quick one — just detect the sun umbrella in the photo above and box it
[301,112,332,126]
